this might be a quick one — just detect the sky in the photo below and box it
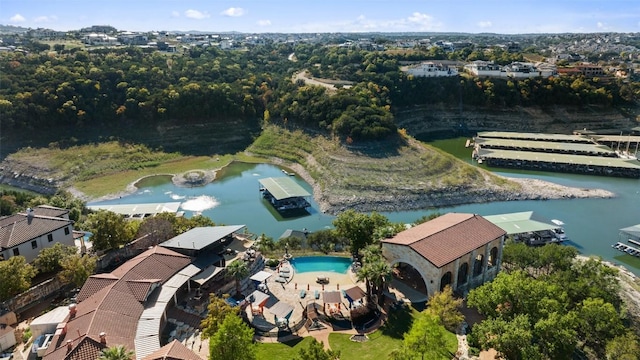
[1,0,640,34]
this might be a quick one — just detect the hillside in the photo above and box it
[395,104,639,139]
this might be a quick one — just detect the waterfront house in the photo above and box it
[0,206,74,263]
[382,213,506,298]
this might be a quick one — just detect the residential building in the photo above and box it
[404,61,458,77]
[42,246,201,360]
[381,213,506,298]
[464,60,504,77]
[0,206,74,263]
[575,63,605,76]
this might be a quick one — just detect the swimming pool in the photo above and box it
[290,256,351,274]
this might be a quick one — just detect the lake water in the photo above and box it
[89,139,640,275]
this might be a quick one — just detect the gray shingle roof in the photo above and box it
[160,225,245,251]
[0,213,73,249]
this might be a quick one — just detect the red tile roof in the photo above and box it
[141,339,203,360]
[45,335,106,360]
[0,213,73,249]
[43,246,191,360]
[382,213,506,268]
[32,205,70,218]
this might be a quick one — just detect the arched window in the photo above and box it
[473,254,484,277]
[488,247,498,267]
[440,271,452,292]
[457,263,469,285]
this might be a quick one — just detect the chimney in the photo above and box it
[68,303,77,318]
[27,208,34,224]
[99,332,106,344]
[66,340,73,352]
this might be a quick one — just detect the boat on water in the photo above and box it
[551,219,568,242]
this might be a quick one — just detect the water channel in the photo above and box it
[89,138,640,275]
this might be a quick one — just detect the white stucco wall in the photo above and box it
[3,225,75,263]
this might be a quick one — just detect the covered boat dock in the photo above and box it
[259,177,311,211]
[474,138,616,157]
[475,148,640,178]
[476,131,594,144]
[484,211,566,245]
[87,202,183,219]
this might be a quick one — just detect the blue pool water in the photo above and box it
[290,256,352,274]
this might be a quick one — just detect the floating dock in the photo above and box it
[259,177,311,212]
[87,202,183,219]
[472,131,640,178]
[612,242,640,257]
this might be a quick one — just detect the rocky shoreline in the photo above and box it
[285,163,615,215]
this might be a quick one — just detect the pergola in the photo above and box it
[343,286,366,308]
[247,290,270,316]
[268,301,294,327]
[322,291,342,316]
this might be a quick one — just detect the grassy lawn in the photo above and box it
[255,336,313,360]
[330,305,457,360]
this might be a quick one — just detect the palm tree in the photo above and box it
[357,244,392,306]
[226,260,249,297]
[98,345,134,360]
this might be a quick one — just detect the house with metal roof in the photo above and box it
[0,206,74,263]
[382,213,506,300]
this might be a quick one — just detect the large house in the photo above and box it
[42,225,251,360]
[404,62,459,77]
[0,206,75,263]
[42,246,201,360]
[382,213,506,298]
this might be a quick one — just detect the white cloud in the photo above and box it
[34,15,57,23]
[171,11,180,18]
[596,21,610,30]
[257,20,271,26]
[221,7,246,17]
[478,21,492,28]
[9,14,26,23]
[184,9,210,20]
[291,12,441,33]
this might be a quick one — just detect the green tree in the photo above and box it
[357,244,392,305]
[0,256,37,301]
[254,234,275,253]
[98,345,134,360]
[403,311,447,360]
[59,253,97,288]
[606,331,640,360]
[469,314,541,360]
[200,294,240,338]
[306,229,339,254]
[333,210,390,255]
[34,243,78,273]
[426,285,464,332]
[209,313,256,360]
[576,297,625,357]
[296,338,340,360]
[226,260,249,297]
[533,311,578,360]
[84,210,132,251]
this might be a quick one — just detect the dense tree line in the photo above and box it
[467,242,640,360]
[1,43,638,147]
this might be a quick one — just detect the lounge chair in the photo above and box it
[279,266,291,273]
[274,277,286,283]
[300,289,307,298]
[314,290,320,299]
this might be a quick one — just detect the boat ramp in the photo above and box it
[471,131,640,178]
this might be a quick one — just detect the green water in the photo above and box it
[90,140,640,275]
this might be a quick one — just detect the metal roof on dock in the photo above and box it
[87,202,182,217]
[477,131,590,143]
[591,135,640,143]
[477,148,640,169]
[484,211,560,235]
[259,177,311,200]
[475,138,614,155]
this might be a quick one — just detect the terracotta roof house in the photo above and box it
[141,339,202,360]
[0,206,74,263]
[382,213,506,299]
[43,246,203,360]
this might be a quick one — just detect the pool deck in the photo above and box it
[246,261,363,334]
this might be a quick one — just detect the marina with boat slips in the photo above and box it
[471,131,640,178]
